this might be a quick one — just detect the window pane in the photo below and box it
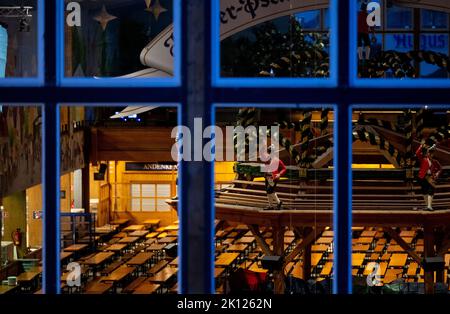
[156,199,170,211]
[220,0,332,78]
[354,1,450,82]
[214,106,335,294]
[156,184,170,197]
[421,9,448,29]
[63,0,175,79]
[352,107,450,294]
[295,10,321,30]
[420,33,449,78]
[0,1,40,79]
[141,198,155,211]
[1,105,43,293]
[386,5,412,30]
[131,184,140,197]
[142,184,155,197]
[131,198,141,211]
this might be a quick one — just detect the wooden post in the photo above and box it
[302,227,313,281]
[272,226,285,294]
[423,224,435,294]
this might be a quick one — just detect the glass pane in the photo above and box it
[156,199,170,211]
[420,33,449,78]
[295,10,321,30]
[354,0,450,81]
[1,105,42,293]
[58,104,179,294]
[131,198,141,211]
[214,106,335,294]
[386,5,413,30]
[0,1,40,79]
[352,107,450,294]
[421,9,448,29]
[156,184,170,197]
[141,198,155,211]
[220,0,332,78]
[142,184,155,197]
[131,184,140,197]
[63,0,175,79]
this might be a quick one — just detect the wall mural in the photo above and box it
[0,107,85,198]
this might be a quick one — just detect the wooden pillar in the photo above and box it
[272,226,285,294]
[434,227,445,283]
[424,224,435,294]
[302,227,313,280]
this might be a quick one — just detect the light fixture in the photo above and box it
[18,17,30,32]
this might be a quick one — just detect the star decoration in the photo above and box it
[144,0,152,8]
[94,5,117,31]
[145,0,167,21]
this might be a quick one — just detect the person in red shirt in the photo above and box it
[357,2,374,62]
[262,145,287,210]
[416,143,442,211]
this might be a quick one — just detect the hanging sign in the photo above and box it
[125,162,178,171]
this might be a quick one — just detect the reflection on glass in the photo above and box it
[0,1,38,78]
[356,0,450,79]
[64,0,174,78]
[220,0,330,78]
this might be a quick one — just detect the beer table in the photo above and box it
[158,236,177,244]
[123,225,145,232]
[147,267,177,285]
[101,266,136,286]
[128,230,149,238]
[63,244,88,252]
[85,281,113,294]
[143,219,161,229]
[60,251,73,262]
[118,237,140,245]
[126,252,154,270]
[82,252,115,276]
[361,230,377,237]
[352,253,366,267]
[388,253,408,267]
[133,282,160,294]
[105,243,127,253]
[215,253,240,268]
[0,285,19,294]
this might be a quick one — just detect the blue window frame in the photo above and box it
[2,0,450,295]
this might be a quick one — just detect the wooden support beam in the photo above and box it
[436,227,450,256]
[284,227,320,266]
[302,227,313,281]
[424,224,435,294]
[272,226,285,294]
[383,227,422,265]
[312,147,333,169]
[248,224,273,256]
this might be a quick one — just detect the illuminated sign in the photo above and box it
[125,162,178,171]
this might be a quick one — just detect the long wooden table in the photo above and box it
[64,244,88,252]
[127,252,154,267]
[133,282,160,294]
[147,267,177,284]
[82,252,114,266]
